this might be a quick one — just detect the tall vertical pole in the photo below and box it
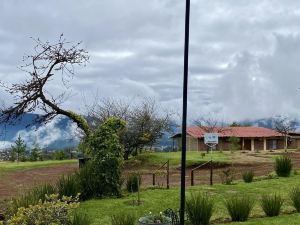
[180,0,190,224]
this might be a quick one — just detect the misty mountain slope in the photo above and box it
[0,114,80,150]
[1,113,299,150]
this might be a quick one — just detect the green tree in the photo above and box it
[11,135,26,162]
[29,144,42,161]
[89,117,126,197]
[228,136,241,153]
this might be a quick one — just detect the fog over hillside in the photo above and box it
[1,113,299,150]
[0,114,80,150]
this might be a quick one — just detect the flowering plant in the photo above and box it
[139,212,171,224]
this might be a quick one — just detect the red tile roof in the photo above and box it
[185,126,283,138]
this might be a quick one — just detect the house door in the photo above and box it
[271,140,277,150]
[244,139,251,150]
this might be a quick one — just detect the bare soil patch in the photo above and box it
[0,164,78,200]
[1,151,300,200]
[137,152,300,188]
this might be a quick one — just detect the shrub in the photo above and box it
[186,192,214,225]
[163,208,179,225]
[126,173,141,193]
[6,194,79,225]
[139,212,171,224]
[242,170,254,183]
[225,196,254,222]
[9,184,56,216]
[290,187,300,212]
[57,174,80,198]
[70,210,93,225]
[275,155,292,177]
[111,212,136,225]
[261,194,284,217]
[220,168,234,185]
[76,162,97,200]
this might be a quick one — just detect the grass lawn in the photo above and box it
[80,174,300,225]
[126,151,231,168]
[0,159,77,176]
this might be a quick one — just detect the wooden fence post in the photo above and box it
[153,173,155,186]
[210,160,213,186]
[167,160,170,189]
[191,170,194,186]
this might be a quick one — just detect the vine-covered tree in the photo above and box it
[89,117,126,197]
[0,35,91,137]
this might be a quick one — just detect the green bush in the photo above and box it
[275,155,292,177]
[225,196,254,222]
[220,168,234,185]
[290,187,300,212]
[6,194,79,225]
[76,162,98,200]
[186,192,214,225]
[111,212,136,225]
[242,170,254,183]
[70,210,93,225]
[261,194,284,217]
[126,173,141,193]
[57,174,80,198]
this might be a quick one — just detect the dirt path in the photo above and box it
[0,164,78,200]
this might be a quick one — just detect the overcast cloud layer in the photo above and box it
[1,0,300,123]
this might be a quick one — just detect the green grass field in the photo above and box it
[0,159,77,176]
[125,151,231,168]
[80,174,300,225]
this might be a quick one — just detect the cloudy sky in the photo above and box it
[1,0,300,123]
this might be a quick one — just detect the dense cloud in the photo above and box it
[16,117,80,149]
[1,0,300,124]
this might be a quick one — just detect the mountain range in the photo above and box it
[0,113,299,150]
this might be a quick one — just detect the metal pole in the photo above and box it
[180,0,190,224]
[210,146,213,186]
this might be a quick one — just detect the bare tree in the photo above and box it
[87,97,174,159]
[194,117,227,133]
[273,116,296,152]
[0,35,91,137]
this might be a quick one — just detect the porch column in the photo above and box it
[242,138,245,150]
[251,138,255,151]
[263,138,267,151]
